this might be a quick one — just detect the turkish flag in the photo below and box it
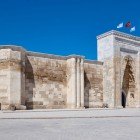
[125,22,131,28]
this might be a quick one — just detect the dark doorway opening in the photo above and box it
[122,92,126,108]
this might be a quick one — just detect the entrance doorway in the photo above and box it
[121,91,126,108]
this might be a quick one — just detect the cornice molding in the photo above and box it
[120,48,138,54]
[84,59,103,65]
[115,37,140,47]
[0,45,26,52]
[97,30,140,42]
[27,52,85,60]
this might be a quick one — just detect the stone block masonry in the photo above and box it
[0,45,103,110]
[97,30,140,108]
[0,30,140,110]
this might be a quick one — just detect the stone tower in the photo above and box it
[97,30,140,108]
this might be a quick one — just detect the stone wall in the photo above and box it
[24,53,103,109]
[0,47,26,110]
[84,60,103,108]
[0,49,10,110]
[1,30,140,110]
[0,47,104,110]
[25,53,67,109]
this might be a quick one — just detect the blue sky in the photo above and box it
[0,0,139,59]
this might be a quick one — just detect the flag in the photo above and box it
[125,21,131,28]
[130,26,135,32]
[117,23,123,28]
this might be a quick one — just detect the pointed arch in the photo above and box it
[122,55,135,107]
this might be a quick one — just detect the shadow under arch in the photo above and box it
[25,56,35,109]
[84,71,91,108]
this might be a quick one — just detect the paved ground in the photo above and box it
[0,108,140,140]
[1,108,140,119]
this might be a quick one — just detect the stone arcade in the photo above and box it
[0,30,140,110]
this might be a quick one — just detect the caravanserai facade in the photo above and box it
[0,30,140,110]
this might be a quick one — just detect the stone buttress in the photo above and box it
[0,46,26,110]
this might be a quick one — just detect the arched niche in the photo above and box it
[121,55,136,107]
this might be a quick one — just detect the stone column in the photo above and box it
[9,50,22,106]
[67,55,85,109]
[0,46,26,110]
[67,57,77,108]
[80,58,84,108]
[9,47,26,109]
[114,54,122,108]
[76,58,81,108]
[136,52,140,107]
[0,49,11,110]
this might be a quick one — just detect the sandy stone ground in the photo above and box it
[0,108,140,140]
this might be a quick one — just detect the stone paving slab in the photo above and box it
[0,117,140,140]
[0,109,140,140]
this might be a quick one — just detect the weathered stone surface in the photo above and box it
[97,30,140,108]
[0,30,140,110]
[84,62,103,108]
[25,56,67,109]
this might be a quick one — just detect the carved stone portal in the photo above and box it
[122,56,136,107]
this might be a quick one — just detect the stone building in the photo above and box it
[0,30,140,110]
